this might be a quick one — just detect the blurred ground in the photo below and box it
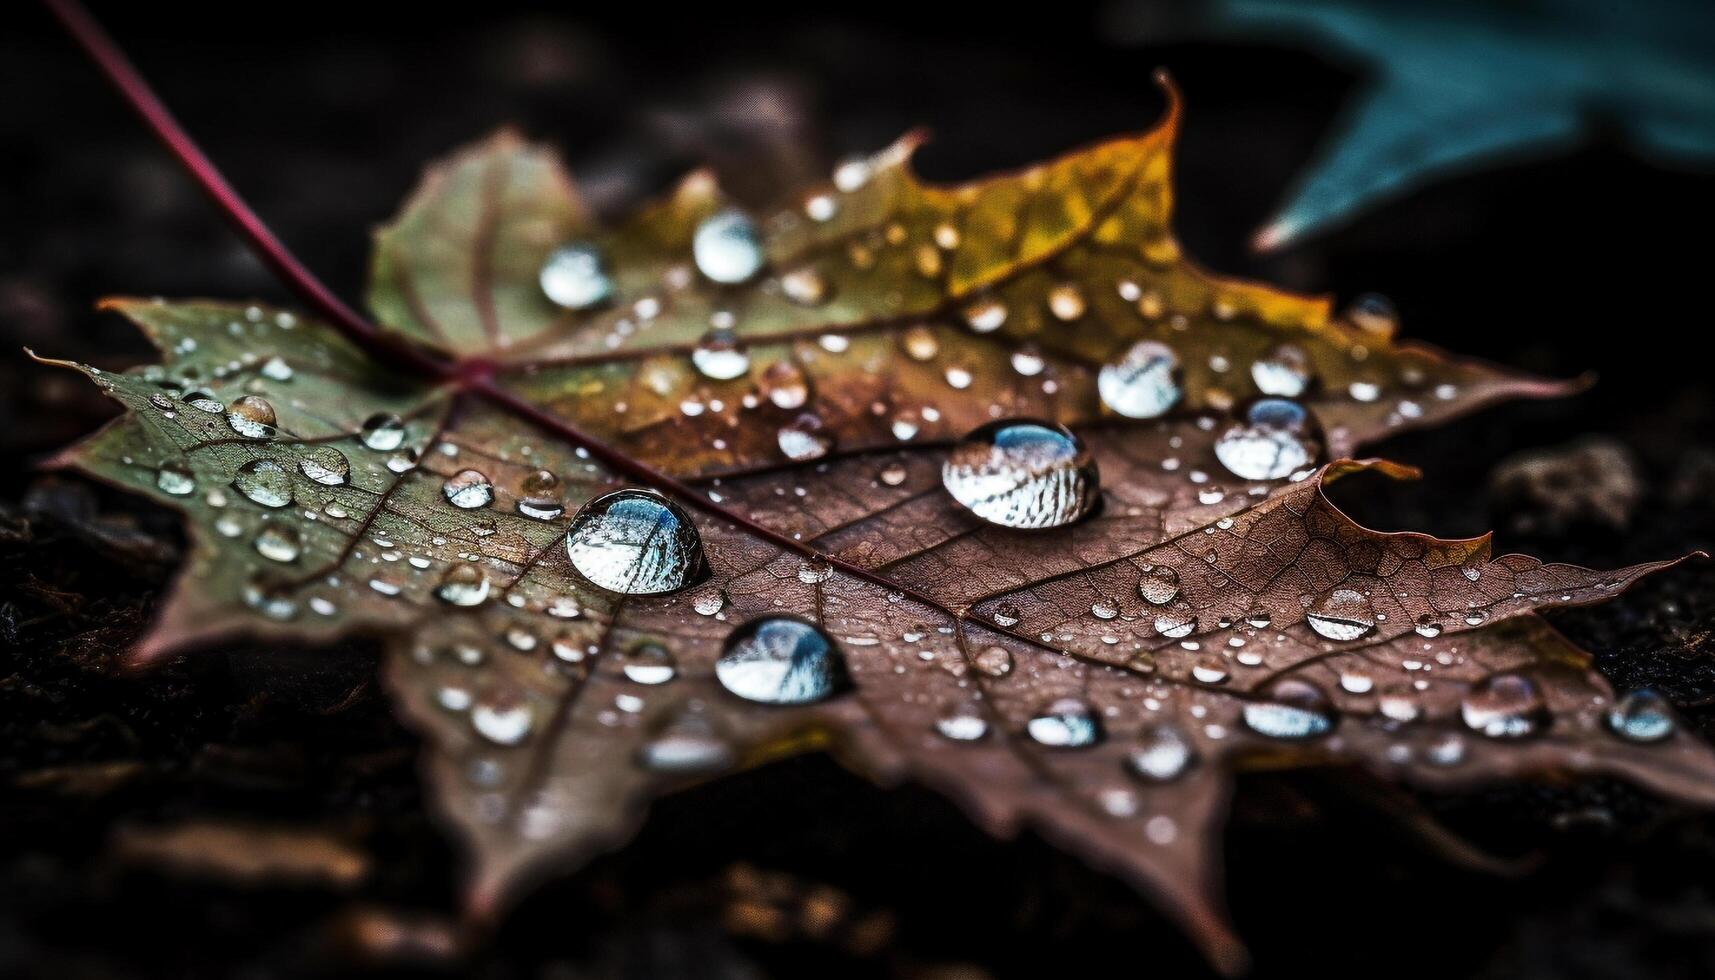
[4,2,1715,977]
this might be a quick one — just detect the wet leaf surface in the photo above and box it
[41,85,1715,972]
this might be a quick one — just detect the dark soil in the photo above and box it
[5,3,1715,977]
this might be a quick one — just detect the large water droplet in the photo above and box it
[1214,398,1321,481]
[442,470,494,509]
[566,489,703,595]
[225,395,277,439]
[298,446,350,486]
[233,459,294,508]
[1606,689,1675,743]
[253,523,301,563]
[715,617,846,705]
[1307,588,1376,641]
[693,208,764,284]
[691,329,750,380]
[1250,344,1314,398]
[1461,673,1549,739]
[540,242,614,310]
[360,413,406,452]
[1026,697,1103,748]
[621,642,678,685]
[941,419,1099,529]
[1097,341,1181,418]
[435,563,491,606]
[1138,565,1180,606]
[1243,678,1336,739]
[1127,725,1195,781]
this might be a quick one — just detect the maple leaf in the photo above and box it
[41,77,1715,973]
[1110,0,1715,248]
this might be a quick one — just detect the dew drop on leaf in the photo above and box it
[252,523,301,563]
[693,208,764,284]
[1127,725,1195,781]
[360,413,407,451]
[620,642,678,685]
[435,563,491,607]
[442,469,495,509]
[935,707,989,742]
[778,414,832,461]
[225,394,278,439]
[691,329,750,380]
[636,717,733,774]
[1414,614,1443,638]
[1243,678,1336,739]
[941,419,1099,529]
[1214,398,1321,481]
[471,689,534,746]
[565,489,703,595]
[1026,697,1103,748]
[714,617,846,705]
[1461,673,1550,739]
[1307,588,1376,641]
[297,446,351,486]
[1607,689,1676,743]
[759,360,810,410]
[1097,340,1181,418]
[973,645,1014,677]
[780,266,829,306]
[1250,344,1314,398]
[232,459,293,508]
[156,461,196,496]
[540,242,614,310]
[1138,565,1181,606]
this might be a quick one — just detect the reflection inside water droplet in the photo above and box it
[1606,689,1675,743]
[693,208,765,284]
[566,489,704,595]
[1214,398,1321,481]
[715,617,846,705]
[1243,678,1336,739]
[1026,697,1102,748]
[1307,588,1376,641]
[233,459,293,508]
[1097,340,1180,418]
[942,419,1099,529]
[1461,673,1549,739]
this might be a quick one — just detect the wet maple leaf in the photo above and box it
[42,80,1715,972]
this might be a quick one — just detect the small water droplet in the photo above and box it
[1243,678,1336,739]
[759,361,810,410]
[1606,689,1675,743]
[797,556,832,584]
[297,446,350,486]
[1250,344,1314,398]
[963,298,1007,333]
[637,717,734,773]
[621,642,678,685]
[935,707,989,741]
[259,356,294,382]
[1190,655,1227,683]
[540,242,614,309]
[1098,341,1181,418]
[1026,697,1102,748]
[442,469,494,509]
[360,413,406,451]
[1414,614,1443,638]
[253,523,301,563]
[991,603,1021,628]
[973,645,1014,676]
[1156,610,1197,639]
[693,208,764,284]
[566,489,703,595]
[156,462,196,496]
[1347,293,1397,336]
[691,329,750,380]
[233,459,294,508]
[1307,588,1376,641]
[435,563,491,606]
[225,394,277,439]
[1091,599,1119,620]
[1047,283,1085,321]
[778,414,832,461]
[715,617,846,705]
[942,419,1099,529]
[781,266,829,306]
[471,690,534,746]
[1214,398,1321,481]
[1138,566,1180,606]
[1127,725,1195,781]
[1461,673,1550,739]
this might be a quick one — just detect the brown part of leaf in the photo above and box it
[112,820,369,888]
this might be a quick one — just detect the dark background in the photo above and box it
[5,2,1715,977]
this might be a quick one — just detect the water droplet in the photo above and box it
[471,690,534,746]
[1339,670,1374,694]
[156,462,196,496]
[1011,346,1045,376]
[1098,340,1181,419]
[878,461,908,486]
[1047,283,1085,321]
[778,414,832,461]
[1214,398,1321,481]
[991,603,1021,628]
[780,266,829,306]
[1414,614,1443,638]
[360,413,406,451]
[715,617,846,705]
[962,298,1007,333]
[637,717,734,773]
[693,208,764,284]
[1347,293,1397,336]
[435,563,491,606]
[566,489,703,595]
[941,419,1099,529]
[1348,381,1380,402]
[1127,725,1195,781]
[1190,656,1227,683]
[1250,344,1314,398]
[442,470,494,509]
[185,391,223,413]
[935,707,989,741]
[797,556,832,584]
[1606,689,1675,743]
[253,524,301,563]
[225,395,277,439]
[900,325,940,361]
[1091,599,1119,620]
[974,645,1014,677]
[540,242,614,309]
[760,361,810,410]
[1138,566,1180,606]
[621,642,678,685]
[1026,698,1102,748]
[1307,588,1376,641]
[1461,673,1549,739]
[1243,678,1336,739]
[1156,611,1197,639]
[233,459,294,508]
[297,446,350,486]
[259,356,294,382]
[691,329,750,380]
